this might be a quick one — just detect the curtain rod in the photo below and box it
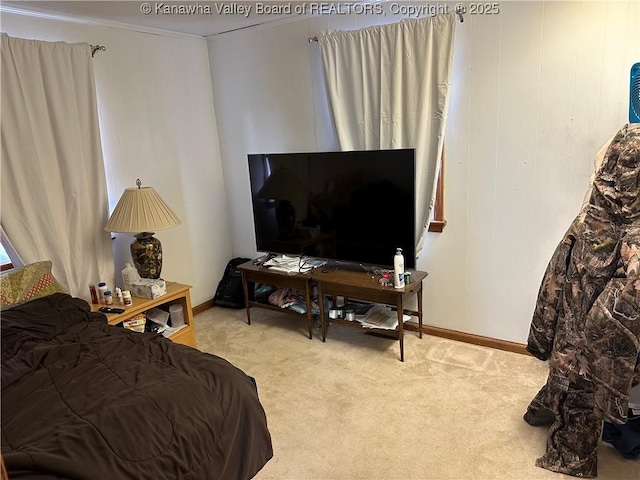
[90,44,106,57]
[308,10,464,42]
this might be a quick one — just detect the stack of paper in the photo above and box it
[264,255,325,273]
[358,305,410,330]
[264,255,303,273]
[161,324,187,338]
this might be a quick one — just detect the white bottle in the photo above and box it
[393,248,405,289]
[97,281,108,303]
[115,287,123,305]
[122,263,140,291]
[122,290,133,307]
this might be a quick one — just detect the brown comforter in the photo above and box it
[1,293,272,479]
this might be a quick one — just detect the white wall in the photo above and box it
[208,1,640,343]
[1,12,233,306]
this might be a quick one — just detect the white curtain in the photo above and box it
[1,34,114,300]
[318,13,456,257]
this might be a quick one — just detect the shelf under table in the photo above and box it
[238,261,315,339]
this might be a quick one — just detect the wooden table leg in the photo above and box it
[305,280,313,339]
[397,296,404,362]
[418,282,423,339]
[241,270,251,325]
[318,282,327,342]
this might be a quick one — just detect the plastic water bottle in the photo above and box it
[122,263,140,291]
[393,248,405,289]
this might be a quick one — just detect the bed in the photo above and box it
[1,263,273,480]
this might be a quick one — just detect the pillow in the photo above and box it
[0,260,66,309]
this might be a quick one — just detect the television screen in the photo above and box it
[247,149,416,269]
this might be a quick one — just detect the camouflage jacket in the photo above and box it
[527,124,640,424]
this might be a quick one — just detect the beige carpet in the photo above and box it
[194,307,640,480]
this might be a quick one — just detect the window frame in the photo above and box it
[0,238,15,271]
[1,262,14,272]
[428,145,446,233]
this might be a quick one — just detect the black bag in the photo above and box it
[214,257,251,308]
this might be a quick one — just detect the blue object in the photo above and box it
[630,62,640,123]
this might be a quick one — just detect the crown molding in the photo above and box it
[0,4,206,41]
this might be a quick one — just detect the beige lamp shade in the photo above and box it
[105,182,181,233]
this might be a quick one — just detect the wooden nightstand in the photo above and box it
[91,281,197,348]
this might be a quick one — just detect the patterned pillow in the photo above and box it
[0,260,66,309]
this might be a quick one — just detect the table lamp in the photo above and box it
[105,179,181,279]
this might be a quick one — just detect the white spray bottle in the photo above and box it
[393,247,405,289]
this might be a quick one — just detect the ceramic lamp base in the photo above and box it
[131,232,162,279]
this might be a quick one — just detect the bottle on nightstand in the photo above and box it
[97,282,108,303]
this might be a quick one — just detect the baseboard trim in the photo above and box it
[404,322,530,356]
[193,301,530,356]
[193,299,215,316]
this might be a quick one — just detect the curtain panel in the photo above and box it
[1,34,114,299]
[318,13,456,257]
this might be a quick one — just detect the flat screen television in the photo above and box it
[247,149,416,269]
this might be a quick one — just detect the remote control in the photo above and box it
[98,307,126,314]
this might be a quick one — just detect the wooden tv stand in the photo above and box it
[238,260,427,361]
